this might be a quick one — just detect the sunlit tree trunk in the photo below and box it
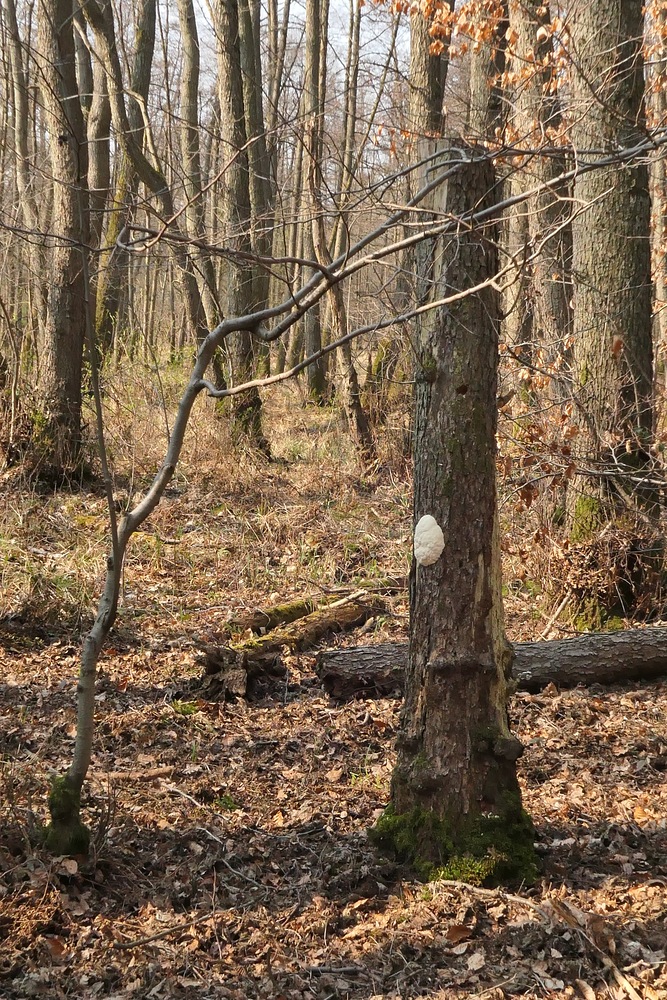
[94,0,155,354]
[83,0,210,356]
[321,0,375,462]
[177,0,220,331]
[568,0,653,526]
[34,0,89,470]
[3,0,47,380]
[300,0,328,401]
[216,0,269,451]
[647,2,667,379]
[503,0,571,360]
[408,5,448,140]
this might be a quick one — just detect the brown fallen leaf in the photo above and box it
[43,936,68,959]
[446,923,473,944]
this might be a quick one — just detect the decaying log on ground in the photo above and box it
[225,599,320,636]
[199,597,385,699]
[223,579,405,636]
[315,628,667,699]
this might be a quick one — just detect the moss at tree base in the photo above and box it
[369,802,538,888]
[570,495,603,543]
[45,775,91,857]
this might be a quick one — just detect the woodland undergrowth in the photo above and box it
[0,362,665,999]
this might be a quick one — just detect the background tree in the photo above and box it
[502,0,571,360]
[214,0,270,449]
[34,0,89,471]
[567,0,653,530]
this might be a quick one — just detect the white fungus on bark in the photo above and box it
[414,514,445,567]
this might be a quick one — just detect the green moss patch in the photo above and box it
[45,776,90,857]
[570,495,603,543]
[369,802,538,888]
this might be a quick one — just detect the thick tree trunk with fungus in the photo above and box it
[372,144,536,885]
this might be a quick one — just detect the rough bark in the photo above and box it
[177,0,220,331]
[35,0,90,470]
[300,0,328,401]
[316,629,667,698]
[503,0,571,359]
[467,0,507,139]
[376,144,534,883]
[408,6,448,139]
[93,0,155,354]
[215,0,269,448]
[568,0,653,512]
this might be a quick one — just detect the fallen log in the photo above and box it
[224,579,406,636]
[315,628,667,699]
[198,596,384,699]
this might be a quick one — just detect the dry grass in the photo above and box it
[0,366,412,637]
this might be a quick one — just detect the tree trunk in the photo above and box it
[568,0,653,526]
[318,0,375,462]
[408,6,448,139]
[466,0,507,138]
[503,0,571,360]
[316,628,667,698]
[646,5,667,400]
[34,0,90,471]
[298,0,328,402]
[373,144,536,886]
[82,0,210,355]
[215,0,269,450]
[92,0,154,354]
[177,0,220,332]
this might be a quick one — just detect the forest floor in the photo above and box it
[0,387,666,999]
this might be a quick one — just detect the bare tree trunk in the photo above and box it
[503,0,571,363]
[647,4,667,388]
[466,0,507,138]
[320,0,375,462]
[238,0,274,376]
[299,0,328,402]
[83,0,211,359]
[408,6,448,139]
[177,0,220,332]
[215,0,269,451]
[3,0,47,405]
[568,0,653,530]
[34,0,90,470]
[93,0,155,354]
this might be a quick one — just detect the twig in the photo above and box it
[327,589,368,609]
[538,593,571,640]
[430,880,552,920]
[306,965,366,976]
[90,766,174,782]
[112,907,222,950]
